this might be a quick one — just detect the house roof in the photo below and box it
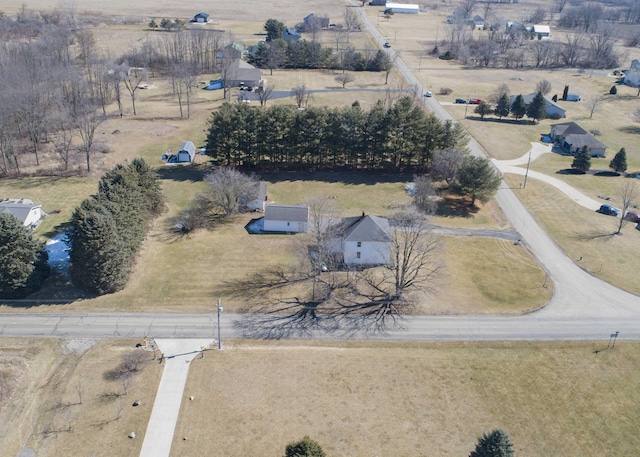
[195,13,209,18]
[510,93,565,114]
[532,25,550,34]
[550,122,607,150]
[264,204,309,222]
[178,141,195,156]
[226,59,261,82]
[0,199,43,225]
[340,215,392,243]
[471,15,484,24]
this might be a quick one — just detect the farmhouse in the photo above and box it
[192,13,209,23]
[302,13,330,31]
[224,60,262,88]
[264,204,309,233]
[333,214,392,266]
[510,93,566,119]
[623,59,640,87]
[282,28,301,42]
[0,198,46,228]
[549,122,607,157]
[384,2,419,14]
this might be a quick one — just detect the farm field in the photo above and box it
[2,338,639,457]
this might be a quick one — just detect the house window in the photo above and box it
[357,241,362,247]
[356,252,361,259]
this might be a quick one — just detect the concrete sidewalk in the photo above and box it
[139,339,213,457]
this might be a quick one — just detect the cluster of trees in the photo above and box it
[206,97,469,171]
[148,18,187,31]
[475,91,547,123]
[67,159,163,294]
[441,0,627,69]
[0,213,49,299]
[571,147,629,175]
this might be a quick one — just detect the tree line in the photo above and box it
[67,159,163,295]
[205,97,469,171]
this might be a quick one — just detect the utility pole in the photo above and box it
[523,148,533,189]
[217,298,223,350]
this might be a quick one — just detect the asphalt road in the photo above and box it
[1,312,638,340]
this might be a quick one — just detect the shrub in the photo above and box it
[439,87,453,95]
[610,85,617,95]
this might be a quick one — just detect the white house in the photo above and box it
[264,204,309,233]
[384,2,419,14]
[334,214,393,266]
[0,198,46,228]
[510,93,566,119]
[624,59,640,87]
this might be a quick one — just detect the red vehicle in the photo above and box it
[468,98,484,105]
[623,210,640,223]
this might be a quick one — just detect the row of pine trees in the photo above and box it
[206,97,469,170]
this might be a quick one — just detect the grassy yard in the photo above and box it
[0,338,161,457]
[174,340,640,457]
[504,173,640,296]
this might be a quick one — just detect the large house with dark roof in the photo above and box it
[549,122,607,157]
[332,214,393,266]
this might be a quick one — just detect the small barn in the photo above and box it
[193,13,209,23]
[531,24,551,38]
[263,204,309,233]
[384,2,419,14]
[177,141,196,162]
[0,198,46,228]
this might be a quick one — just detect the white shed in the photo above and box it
[177,141,196,162]
[263,204,309,233]
[385,2,419,14]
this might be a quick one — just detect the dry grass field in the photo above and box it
[174,340,640,457]
[0,338,161,457]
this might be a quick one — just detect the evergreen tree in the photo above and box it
[510,94,526,120]
[475,101,492,119]
[452,156,502,207]
[469,429,515,457]
[610,85,617,95]
[571,146,591,173]
[284,436,326,457]
[264,18,286,42]
[609,147,627,173]
[0,213,49,298]
[526,91,547,122]
[494,93,510,119]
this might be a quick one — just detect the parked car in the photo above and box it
[455,98,467,104]
[468,98,483,104]
[383,42,391,48]
[623,210,640,223]
[424,91,432,97]
[597,204,621,217]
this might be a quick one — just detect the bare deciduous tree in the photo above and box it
[335,73,355,88]
[204,167,261,217]
[412,175,438,214]
[122,64,148,115]
[617,182,637,234]
[431,149,466,186]
[343,7,363,32]
[536,79,552,95]
[586,94,605,119]
[291,85,311,108]
[74,107,106,172]
[255,84,275,108]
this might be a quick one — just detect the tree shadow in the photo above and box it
[435,196,478,218]
[258,170,414,186]
[155,162,211,183]
[556,168,585,175]
[574,230,617,242]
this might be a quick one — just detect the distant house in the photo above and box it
[0,199,46,228]
[530,24,551,38]
[623,59,640,87]
[264,204,309,233]
[245,182,267,212]
[384,2,419,14]
[220,42,244,60]
[177,141,196,162]
[224,60,262,88]
[471,15,485,30]
[549,122,607,157]
[510,93,566,119]
[332,214,393,266]
[303,13,330,31]
[282,28,301,42]
[193,13,209,23]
